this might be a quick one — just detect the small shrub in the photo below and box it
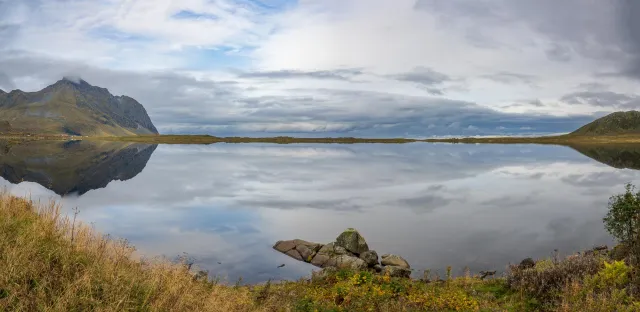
[586,260,630,291]
[507,253,604,305]
[604,183,640,245]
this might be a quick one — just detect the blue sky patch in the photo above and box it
[176,46,252,71]
[172,10,219,20]
[88,26,152,43]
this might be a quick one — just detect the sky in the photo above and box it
[1,0,640,137]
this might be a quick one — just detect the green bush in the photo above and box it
[604,183,640,245]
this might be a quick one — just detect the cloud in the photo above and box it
[616,0,640,79]
[0,71,14,91]
[2,0,640,136]
[560,91,640,109]
[481,71,537,85]
[545,44,572,62]
[576,82,609,91]
[237,68,364,81]
[0,52,600,136]
[391,66,451,86]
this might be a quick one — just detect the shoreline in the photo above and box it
[0,193,635,311]
[4,133,640,145]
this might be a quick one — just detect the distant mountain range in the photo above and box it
[570,111,640,136]
[0,78,158,136]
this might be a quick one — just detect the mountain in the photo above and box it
[0,78,158,136]
[0,139,157,196]
[570,111,640,136]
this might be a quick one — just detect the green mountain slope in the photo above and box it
[570,111,640,136]
[0,78,158,136]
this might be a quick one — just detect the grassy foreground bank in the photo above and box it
[1,195,639,311]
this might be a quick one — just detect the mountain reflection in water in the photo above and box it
[0,140,157,196]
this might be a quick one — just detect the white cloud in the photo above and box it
[1,0,639,135]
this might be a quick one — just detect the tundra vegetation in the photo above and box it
[2,185,640,311]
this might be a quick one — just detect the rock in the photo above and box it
[310,253,331,267]
[296,245,315,262]
[518,258,535,270]
[293,239,322,250]
[359,250,379,267]
[312,267,337,280]
[318,242,349,256]
[381,254,410,269]
[373,264,383,273]
[325,255,368,270]
[273,240,296,253]
[335,228,369,255]
[383,265,411,278]
[285,249,303,261]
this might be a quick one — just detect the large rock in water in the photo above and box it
[273,240,322,263]
[381,254,410,269]
[335,228,369,255]
[273,229,410,278]
[325,255,368,270]
[318,242,350,256]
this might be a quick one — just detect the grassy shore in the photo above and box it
[5,132,640,145]
[1,194,639,311]
[82,133,640,145]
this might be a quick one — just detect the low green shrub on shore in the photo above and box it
[2,192,640,311]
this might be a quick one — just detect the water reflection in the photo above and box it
[1,141,639,283]
[571,144,640,170]
[0,140,157,196]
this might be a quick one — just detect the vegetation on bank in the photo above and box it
[4,185,640,311]
[83,133,640,145]
[571,111,640,136]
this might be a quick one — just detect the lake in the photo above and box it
[1,140,638,284]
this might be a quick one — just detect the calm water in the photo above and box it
[2,140,639,283]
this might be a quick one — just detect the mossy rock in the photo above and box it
[335,228,369,255]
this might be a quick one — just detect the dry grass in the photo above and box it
[0,194,259,312]
[3,193,640,311]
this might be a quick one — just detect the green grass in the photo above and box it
[2,194,640,311]
[81,133,640,145]
[8,131,640,146]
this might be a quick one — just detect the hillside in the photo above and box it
[570,111,640,136]
[0,78,158,136]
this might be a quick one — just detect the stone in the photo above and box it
[518,258,535,270]
[383,265,411,278]
[373,264,383,273]
[296,245,315,262]
[285,249,303,261]
[359,250,379,267]
[381,254,410,269]
[325,255,368,270]
[335,228,369,255]
[273,240,296,253]
[318,242,349,256]
[293,239,321,250]
[310,253,331,267]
